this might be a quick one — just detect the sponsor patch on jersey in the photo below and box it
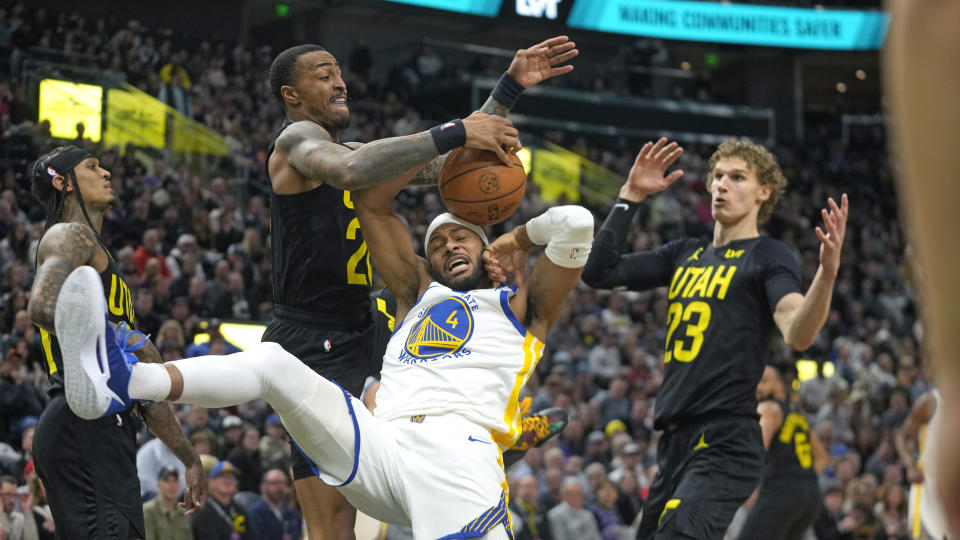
[403,296,474,360]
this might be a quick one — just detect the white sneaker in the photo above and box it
[56,266,140,420]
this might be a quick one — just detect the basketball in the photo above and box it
[438,147,526,225]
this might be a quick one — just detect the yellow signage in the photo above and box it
[532,148,580,203]
[192,321,266,351]
[105,89,166,149]
[795,359,834,382]
[38,79,102,142]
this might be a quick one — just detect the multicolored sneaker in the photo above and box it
[56,266,144,420]
[503,399,568,469]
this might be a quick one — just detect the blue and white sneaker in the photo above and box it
[56,266,144,420]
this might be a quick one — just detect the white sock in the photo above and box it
[127,343,311,413]
[129,363,171,402]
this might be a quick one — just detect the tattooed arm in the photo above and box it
[276,111,515,192]
[127,335,208,514]
[28,223,99,333]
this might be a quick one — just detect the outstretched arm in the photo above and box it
[773,195,849,350]
[484,206,595,341]
[28,223,99,333]
[275,109,519,193]
[894,393,935,484]
[582,138,683,290]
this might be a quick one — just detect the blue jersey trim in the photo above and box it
[289,380,361,487]
[499,288,526,337]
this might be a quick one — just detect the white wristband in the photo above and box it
[524,206,595,268]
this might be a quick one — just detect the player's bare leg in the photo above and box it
[886,0,960,534]
[297,479,356,540]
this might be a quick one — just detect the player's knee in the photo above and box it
[254,341,297,363]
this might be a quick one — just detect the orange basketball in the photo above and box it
[438,148,526,225]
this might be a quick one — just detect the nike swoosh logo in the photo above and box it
[467,435,491,444]
[613,203,629,212]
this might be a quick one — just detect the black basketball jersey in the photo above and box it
[763,399,818,481]
[39,255,135,390]
[647,237,802,428]
[265,124,372,328]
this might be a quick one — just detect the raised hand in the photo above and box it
[620,137,684,202]
[507,35,578,88]
[462,111,521,165]
[816,194,849,277]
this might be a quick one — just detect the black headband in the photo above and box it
[45,147,93,181]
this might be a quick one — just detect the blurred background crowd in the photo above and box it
[0,1,917,539]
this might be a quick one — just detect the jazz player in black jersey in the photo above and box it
[25,147,207,539]
[738,362,827,540]
[263,37,575,538]
[582,138,848,539]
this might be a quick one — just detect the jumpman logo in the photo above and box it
[694,432,709,451]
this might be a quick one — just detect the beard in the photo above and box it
[428,261,492,292]
[327,110,350,132]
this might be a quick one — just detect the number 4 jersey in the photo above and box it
[650,237,802,429]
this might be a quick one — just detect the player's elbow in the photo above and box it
[562,205,596,237]
[785,333,815,351]
[27,299,52,334]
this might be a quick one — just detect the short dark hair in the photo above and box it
[269,44,326,107]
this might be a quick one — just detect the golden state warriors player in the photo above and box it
[26,147,206,539]
[56,172,593,540]
[263,37,573,538]
[583,138,848,539]
[895,388,949,540]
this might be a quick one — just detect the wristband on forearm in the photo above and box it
[490,72,525,109]
[429,119,466,154]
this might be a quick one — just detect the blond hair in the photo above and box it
[706,138,787,222]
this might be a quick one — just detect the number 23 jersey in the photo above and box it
[652,237,801,429]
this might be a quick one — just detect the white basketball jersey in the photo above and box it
[917,389,941,477]
[375,283,543,448]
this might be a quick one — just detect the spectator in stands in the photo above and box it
[258,415,289,471]
[0,349,44,446]
[134,228,171,280]
[248,469,301,540]
[18,479,51,540]
[137,436,187,501]
[226,426,263,494]
[0,476,22,540]
[539,467,564,513]
[589,479,627,540]
[218,416,244,459]
[143,465,193,540]
[510,474,552,540]
[547,478,601,540]
[191,462,254,540]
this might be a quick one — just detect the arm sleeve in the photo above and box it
[582,198,675,291]
[758,239,803,313]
